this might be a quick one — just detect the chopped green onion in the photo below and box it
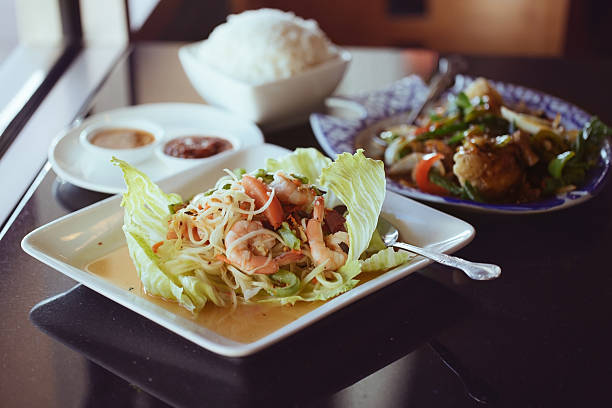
[417,121,469,141]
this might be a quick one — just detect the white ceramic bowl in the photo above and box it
[178,42,351,125]
[156,129,241,171]
[79,118,163,164]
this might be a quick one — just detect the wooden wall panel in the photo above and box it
[229,0,570,56]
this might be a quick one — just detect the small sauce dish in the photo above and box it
[79,119,164,164]
[156,131,239,170]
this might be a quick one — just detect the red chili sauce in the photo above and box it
[163,136,233,159]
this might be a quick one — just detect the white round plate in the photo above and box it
[49,103,264,194]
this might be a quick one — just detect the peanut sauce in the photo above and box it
[90,128,155,149]
[163,136,233,159]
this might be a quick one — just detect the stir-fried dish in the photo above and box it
[113,149,411,313]
[381,78,611,203]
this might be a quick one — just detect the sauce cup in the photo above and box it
[156,130,240,170]
[79,118,164,164]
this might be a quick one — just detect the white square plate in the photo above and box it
[23,144,474,357]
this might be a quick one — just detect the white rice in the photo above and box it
[198,9,339,85]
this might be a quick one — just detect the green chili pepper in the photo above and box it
[290,173,309,184]
[548,151,575,179]
[278,222,300,250]
[268,270,300,297]
[253,168,274,184]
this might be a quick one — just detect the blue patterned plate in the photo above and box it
[311,75,611,213]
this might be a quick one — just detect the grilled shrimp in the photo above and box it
[224,220,304,275]
[225,220,278,274]
[269,172,316,207]
[306,197,348,271]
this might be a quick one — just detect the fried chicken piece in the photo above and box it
[453,137,524,200]
[464,78,504,114]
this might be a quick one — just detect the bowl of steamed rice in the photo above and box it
[179,9,350,125]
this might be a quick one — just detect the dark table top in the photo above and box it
[1,44,612,408]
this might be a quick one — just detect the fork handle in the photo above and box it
[391,242,501,280]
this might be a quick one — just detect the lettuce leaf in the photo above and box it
[361,248,414,273]
[266,147,332,185]
[320,150,386,263]
[113,158,208,312]
[364,229,387,257]
[260,149,387,304]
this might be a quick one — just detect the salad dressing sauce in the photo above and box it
[85,246,324,343]
[90,128,155,149]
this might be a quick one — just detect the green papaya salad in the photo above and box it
[113,148,412,313]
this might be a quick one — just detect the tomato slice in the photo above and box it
[241,175,284,228]
[414,153,448,195]
[414,126,429,136]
